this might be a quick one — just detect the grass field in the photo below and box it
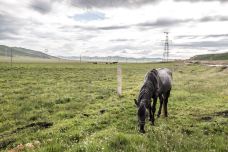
[0,62,227,152]
[191,52,228,60]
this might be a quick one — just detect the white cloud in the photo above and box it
[0,0,228,59]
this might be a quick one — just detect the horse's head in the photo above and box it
[134,99,146,133]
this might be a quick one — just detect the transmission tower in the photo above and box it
[163,32,170,62]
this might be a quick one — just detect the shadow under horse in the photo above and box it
[134,68,172,133]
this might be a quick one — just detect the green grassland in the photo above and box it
[191,52,228,60]
[0,62,227,152]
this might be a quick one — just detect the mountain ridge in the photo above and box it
[0,45,57,59]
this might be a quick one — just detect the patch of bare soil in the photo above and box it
[198,110,228,122]
[0,138,15,149]
[0,121,53,138]
[215,110,228,118]
[200,116,213,121]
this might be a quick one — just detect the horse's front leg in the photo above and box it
[148,100,152,122]
[151,97,157,125]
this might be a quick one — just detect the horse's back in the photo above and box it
[157,68,172,93]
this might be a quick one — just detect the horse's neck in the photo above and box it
[139,83,154,101]
[144,81,155,92]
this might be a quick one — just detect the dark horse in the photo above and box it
[134,68,172,133]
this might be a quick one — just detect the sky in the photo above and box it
[0,0,228,59]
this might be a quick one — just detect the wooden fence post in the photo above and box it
[117,64,122,96]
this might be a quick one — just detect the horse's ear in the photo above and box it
[134,99,138,106]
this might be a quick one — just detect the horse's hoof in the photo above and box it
[139,129,145,134]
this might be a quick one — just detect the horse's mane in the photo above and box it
[145,69,158,84]
[137,69,158,103]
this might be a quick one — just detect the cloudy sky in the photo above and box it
[0,0,228,59]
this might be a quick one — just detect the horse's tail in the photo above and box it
[166,69,172,79]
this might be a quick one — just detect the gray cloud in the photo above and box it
[199,16,228,22]
[97,25,129,30]
[176,34,228,39]
[64,18,190,32]
[136,15,228,29]
[0,33,20,40]
[0,14,23,40]
[62,15,228,33]
[110,39,135,42]
[70,0,159,8]
[137,18,192,28]
[76,34,96,41]
[204,34,228,38]
[175,35,200,39]
[174,0,227,3]
[69,0,227,9]
[0,14,19,34]
[30,0,53,14]
[174,39,228,48]
[0,12,44,41]
[62,24,130,31]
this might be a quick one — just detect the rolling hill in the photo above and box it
[0,45,56,59]
[190,52,228,60]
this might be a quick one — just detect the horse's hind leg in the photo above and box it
[164,90,171,117]
[157,95,163,117]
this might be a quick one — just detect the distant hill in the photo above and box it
[0,45,56,59]
[190,52,228,60]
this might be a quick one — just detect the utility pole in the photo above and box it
[45,48,48,53]
[80,54,82,63]
[10,48,13,67]
[117,64,122,96]
[163,32,170,62]
[5,48,7,57]
[43,48,48,59]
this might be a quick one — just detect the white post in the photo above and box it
[10,48,12,67]
[117,64,122,96]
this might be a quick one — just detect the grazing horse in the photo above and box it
[134,68,172,133]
